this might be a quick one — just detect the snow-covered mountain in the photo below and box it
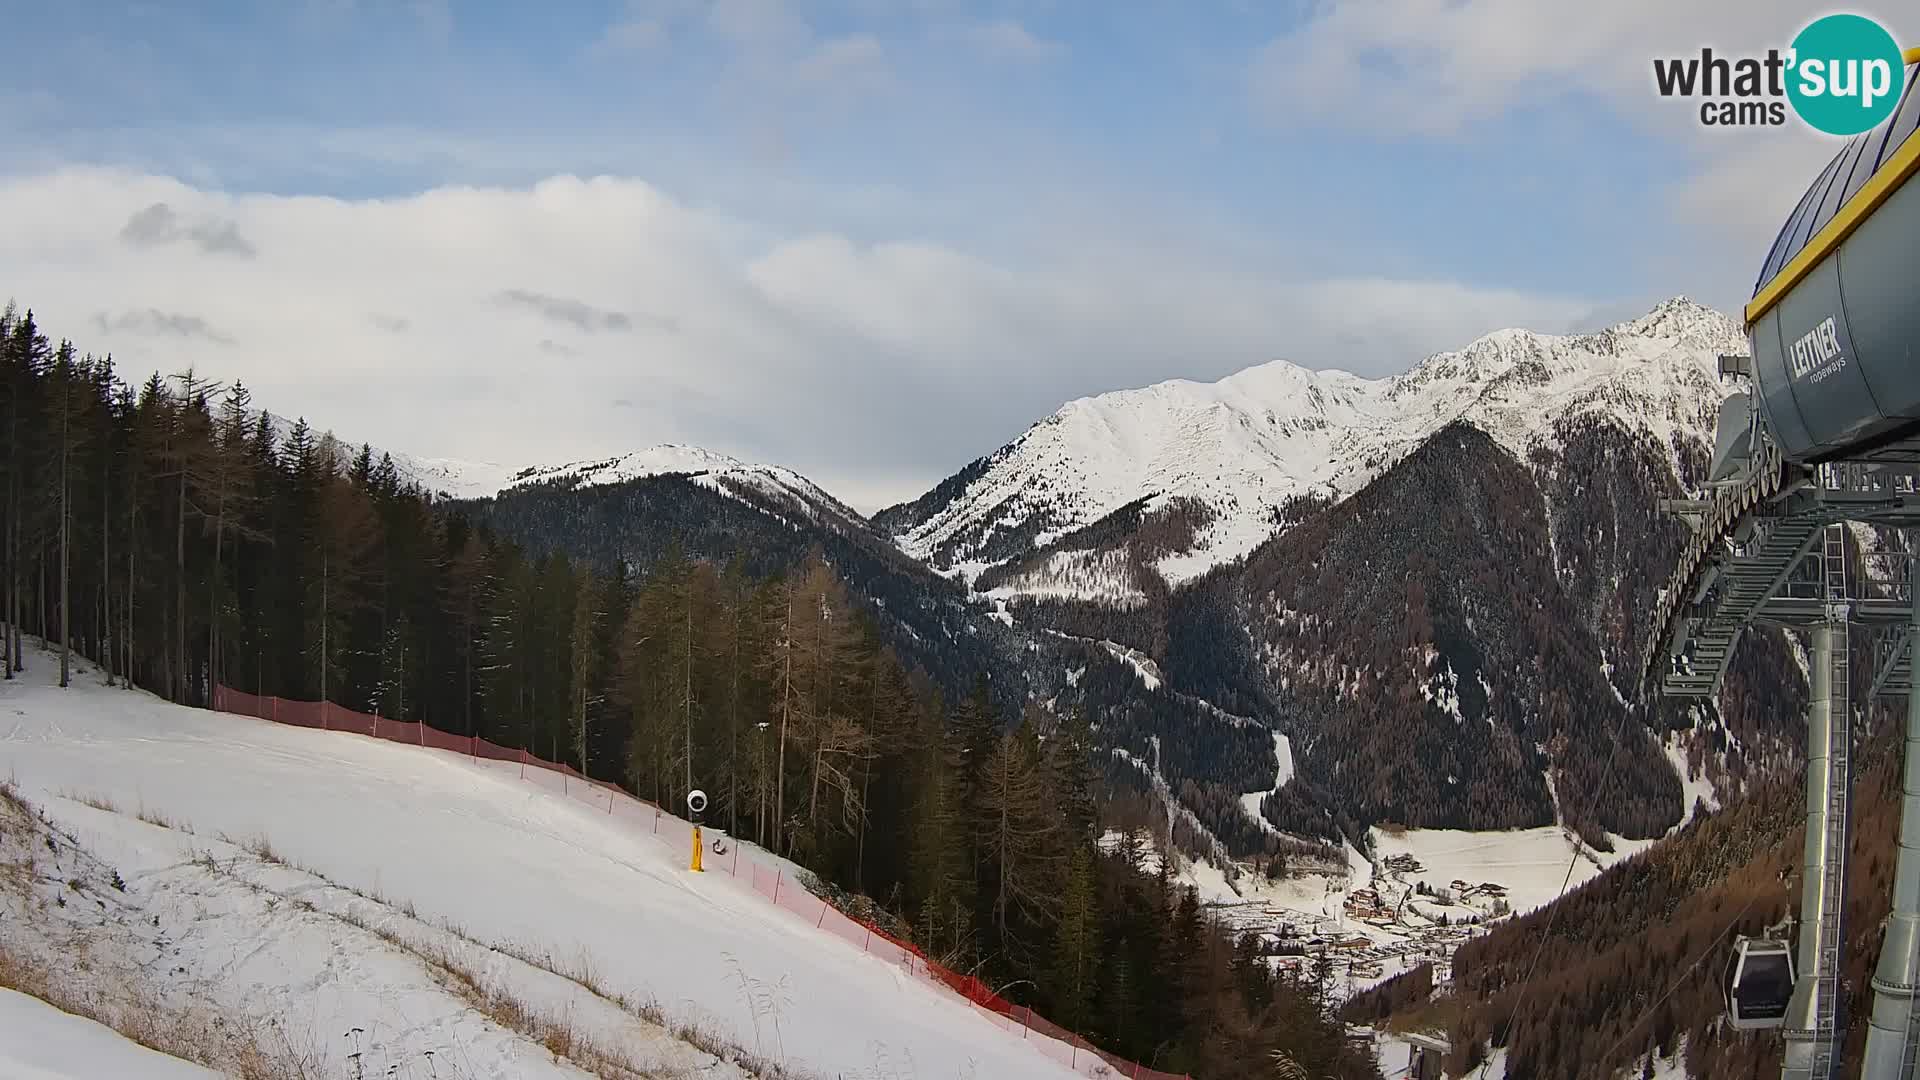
[248,409,519,500]
[878,297,1744,599]
[256,415,857,528]
[492,444,866,524]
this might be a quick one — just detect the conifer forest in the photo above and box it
[0,303,1380,1079]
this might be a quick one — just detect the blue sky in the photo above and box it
[0,1,1895,506]
[6,2,1683,291]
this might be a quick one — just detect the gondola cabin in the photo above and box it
[1725,937,1795,1029]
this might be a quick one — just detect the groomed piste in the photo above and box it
[0,647,1139,1080]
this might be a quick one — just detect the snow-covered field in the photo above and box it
[0,989,220,1080]
[1369,823,1656,917]
[0,649,1088,1080]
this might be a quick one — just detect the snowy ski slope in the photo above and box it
[0,652,1087,1080]
[0,990,221,1080]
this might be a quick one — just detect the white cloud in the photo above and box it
[1247,0,1880,137]
[950,19,1061,62]
[588,0,738,56]
[1297,277,1601,357]
[94,307,236,345]
[0,167,1613,511]
[1243,0,1889,309]
[794,33,888,88]
[708,0,809,47]
[1666,125,1832,251]
[591,17,666,55]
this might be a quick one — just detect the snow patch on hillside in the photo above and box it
[1238,731,1295,835]
[1099,641,1164,690]
[983,548,1149,607]
[0,990,221,1080]
[1665,738,1720,828]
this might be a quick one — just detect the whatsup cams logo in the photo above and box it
[1654,13,1907,134]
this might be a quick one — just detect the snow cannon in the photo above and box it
[1744,50,1920,466]
[687,789,709,872]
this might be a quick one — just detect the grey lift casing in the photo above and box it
[1748,77,1920,464]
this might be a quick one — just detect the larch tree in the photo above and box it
[569,565,600,775]
[977,723,1062,952]
[46,341,87,687]
[307,442,378,708]
[787,552,860,857]
[446,531,490,736]
[167,369,222,704]
[760,568,799,852]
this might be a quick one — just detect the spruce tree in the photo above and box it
[1051,844,1098,1030]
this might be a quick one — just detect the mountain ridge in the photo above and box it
[877,296,1745,601]
[367,296,1788,850]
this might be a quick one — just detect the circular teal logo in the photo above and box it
[1787,14,1906,136]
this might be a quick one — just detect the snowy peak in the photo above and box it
[506,444,759,490]
[499,443,865,524]
[882,297,1743,599]
[248,410,857,525]
[1619,295,1742,345]
[248,409,517,501]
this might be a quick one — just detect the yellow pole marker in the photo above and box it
[1906,46,1920,65]
[691,825,704,872]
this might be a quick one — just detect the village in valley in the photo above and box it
[1100,826,1520,1001]
[1205,849,1512,996]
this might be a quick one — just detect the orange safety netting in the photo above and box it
[210,686,1190,1080]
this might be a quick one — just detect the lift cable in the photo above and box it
[1591,889,1766,1072]
[1474,698,1637,1078]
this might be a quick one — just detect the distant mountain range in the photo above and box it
[874,297,1745,602]
[358,297,1803,863]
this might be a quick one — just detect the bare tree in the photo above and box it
[48,342,84,687]
[570,568,599,774]
[166,368,223,703]
[978,731,1063,946]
